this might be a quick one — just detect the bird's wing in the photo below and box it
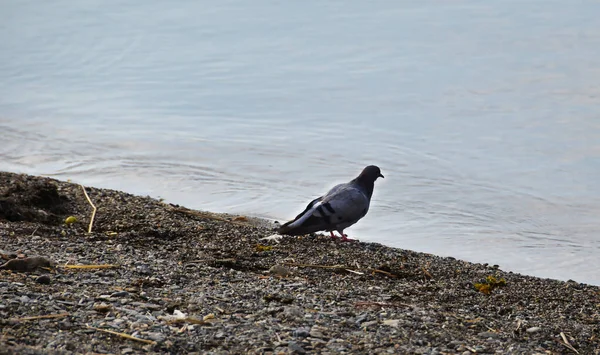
[278,183,369,235]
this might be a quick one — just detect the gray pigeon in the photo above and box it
[278,165,384,241]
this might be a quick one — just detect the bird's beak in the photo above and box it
[379,173,385,179]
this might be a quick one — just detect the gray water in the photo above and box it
[2,1,599,285]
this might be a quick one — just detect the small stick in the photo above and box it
[560,332,579,354]
[86,325,157,345]
[170,207,251,227]
[63,264,119,269]
[345,269,364,275]
[284,263,398,278]
[11,313,69,322]
[355,301,411,308]
[514,319,523,335]
[80,185,97,233]
[421,266,433,279]
[283,263,349,270]
[187,258,237,265]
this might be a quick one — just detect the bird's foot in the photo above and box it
[329,231,338,240]
[339,234,356,242]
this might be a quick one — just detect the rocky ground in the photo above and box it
[0,171,598,355]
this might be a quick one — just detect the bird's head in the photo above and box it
[359,165,384,183]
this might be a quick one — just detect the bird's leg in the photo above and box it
[329,231,338,239]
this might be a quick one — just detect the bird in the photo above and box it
[277,165,384,241]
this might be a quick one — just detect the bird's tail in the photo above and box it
[277,216,321,236]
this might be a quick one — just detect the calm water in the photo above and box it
[1,1,599,284]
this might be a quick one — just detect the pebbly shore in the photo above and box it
[0,171,598,355]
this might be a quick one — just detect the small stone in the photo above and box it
[478,331,499,338]
[269,264,291,277]
[293,327,310,338]
[283,306,303,319]
[310,325,327,339]
[121,348,134,354]
[0,256,53,272]
[461,351,471,355]
[355,313,368,324]
[288,341,306,354]
[146,332,166,343]
[526,326,541,333]
[361,320,378,328]
[383,319,400,327]
[110,291,130,298]
[93,302,112,313]
[18,295,31,303]
[215,331,225,339]
[36,275,51,284]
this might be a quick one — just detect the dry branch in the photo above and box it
[11,313,69,322]
[80,185,97,233]
[86,325,157,345]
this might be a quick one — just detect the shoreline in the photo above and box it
[1,171,599,354]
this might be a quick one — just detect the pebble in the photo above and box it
[0,256,53,272]
[110,291,130,298]
[383,319,400,327]
[526,327,541,333]
[93,302,112,313]
[269,264,291,277]
[283,306,303,320]
[361,321,378,328]
[145,332,166,343]
[478,331,500,338]
[293,327,311,338]
[355,313,369,324]
[36,275,51,284]
[288,341,307,354]
[309,325,327,339]
[18,295,31,303]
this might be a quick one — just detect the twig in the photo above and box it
[484,324,498,332]
[283,263,398,278]
[515,319,523,332]
[80,185,97,233]
[284,263,348,270]
[11,313,69,322]
[354,301,411,309]
[30,226,39,237]
[560,332,579,354]
[421,266,433,279]
[86,325,157,345]
[186,258,236,265]
[170,207,252,227]
[63,264,119,269]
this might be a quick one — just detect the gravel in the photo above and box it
[1,171,599,354]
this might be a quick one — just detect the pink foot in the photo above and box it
[339,234,356,242]
[329,231,338,240]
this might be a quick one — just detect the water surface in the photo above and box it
[1,0,599,284]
